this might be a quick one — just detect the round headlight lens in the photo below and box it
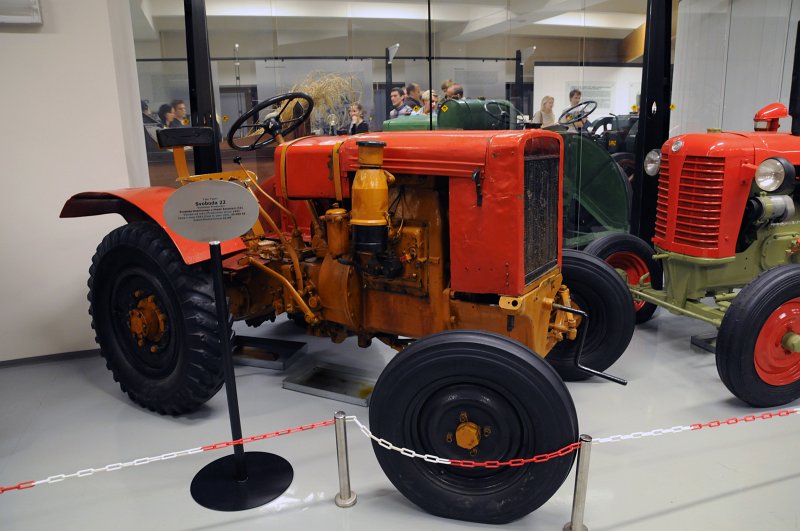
[755,158,786,192]
[644,149,661,176]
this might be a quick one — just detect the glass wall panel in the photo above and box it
[129,0,652,250]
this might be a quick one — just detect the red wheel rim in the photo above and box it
[755,298,800,386]
[606,251,649,312]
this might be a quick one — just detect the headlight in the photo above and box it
[755,157,795,192]
[644,149,661,176]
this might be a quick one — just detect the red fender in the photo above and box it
[60,187,246,265]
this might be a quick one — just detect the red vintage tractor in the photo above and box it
[586,102,800,408]
[61,92,633,523]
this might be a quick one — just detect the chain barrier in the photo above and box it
[4,408,800,496]
[689,408,799,430]
[200,419,335,451]
[346,416,581,468]
[593,407,800,445]
[0,418,334,495]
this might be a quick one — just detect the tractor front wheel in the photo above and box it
[583,232,662,324]
[717,265,800,407]
[369,330,578,524]
[547,250,635,381]
[88,222,225,415]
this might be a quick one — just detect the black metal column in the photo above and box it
[515,50,524,114]
[184,0,221,174]
[513,50,533,114]
[385,47,393,116]
[632,0,673,241]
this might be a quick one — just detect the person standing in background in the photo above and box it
[404,83,422,114]
[348,102,369,134]
[441,79,455,94]
[563,89,589,132]
[170,99,188,127]
[417,90,438,115]
[389,87,412,118]
[532,95,556,127]
[157,103,176,127]
[445,83,464,100]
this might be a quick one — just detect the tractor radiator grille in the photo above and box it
[672,156,725,248]
[654,154,726,251]
[523,154,560,283]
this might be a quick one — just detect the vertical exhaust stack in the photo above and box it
[790,21,800,136]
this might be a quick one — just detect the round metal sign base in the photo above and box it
[190,451,294,511]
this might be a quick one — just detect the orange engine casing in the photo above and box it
[275,130,563,296]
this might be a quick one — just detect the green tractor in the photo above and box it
[383,98,632,249]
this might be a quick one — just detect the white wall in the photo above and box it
[671,0,799,135]
[533,65,643,118]
[0,0,143,361]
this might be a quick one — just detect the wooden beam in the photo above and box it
[621,22,646,63]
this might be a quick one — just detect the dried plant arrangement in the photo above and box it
[286,71,364,129]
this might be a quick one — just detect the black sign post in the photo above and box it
[164,180,293,511]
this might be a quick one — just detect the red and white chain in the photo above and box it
[347,415,452,465]
[0,419,334,495]
[593,406,800,445]
[5,408,800,495]
[346,415,580,468]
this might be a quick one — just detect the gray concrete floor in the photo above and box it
[1,311,799,530]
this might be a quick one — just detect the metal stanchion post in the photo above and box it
[563,434,593,531]
[334,411,357,508]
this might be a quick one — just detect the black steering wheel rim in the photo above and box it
[483,100,513,121]
[227,92,314,151]
[558,100,597,126]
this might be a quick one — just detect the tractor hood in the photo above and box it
[664,131,800,166]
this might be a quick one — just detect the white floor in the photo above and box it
[2,311,799,530]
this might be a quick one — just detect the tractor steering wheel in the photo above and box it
[483,100,513,126]
[227,92,314,151]
[558,100,597,126]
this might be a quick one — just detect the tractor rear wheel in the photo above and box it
[88,222,225,415]
[717,265,800,407]
[584,232,662,324]
[546,250,635,381]
[368,330,578,524]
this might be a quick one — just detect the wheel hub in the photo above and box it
[455,420,481,450]
[755,298,800,385]
[781,331,800,353]
[607,251,650,311]
[128,292,167,347]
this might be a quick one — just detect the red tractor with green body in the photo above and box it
[586,102,800,407]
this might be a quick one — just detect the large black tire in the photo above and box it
[547,250,635,381]
[88,222,225,415]
[717,265,800,407]
[583,232,663,324]
[369,330,578,524]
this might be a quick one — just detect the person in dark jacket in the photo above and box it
[348,102,369,134]
[157,103,176,127]
[404,82,422,113]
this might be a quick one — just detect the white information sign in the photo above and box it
[163,180,259,243]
